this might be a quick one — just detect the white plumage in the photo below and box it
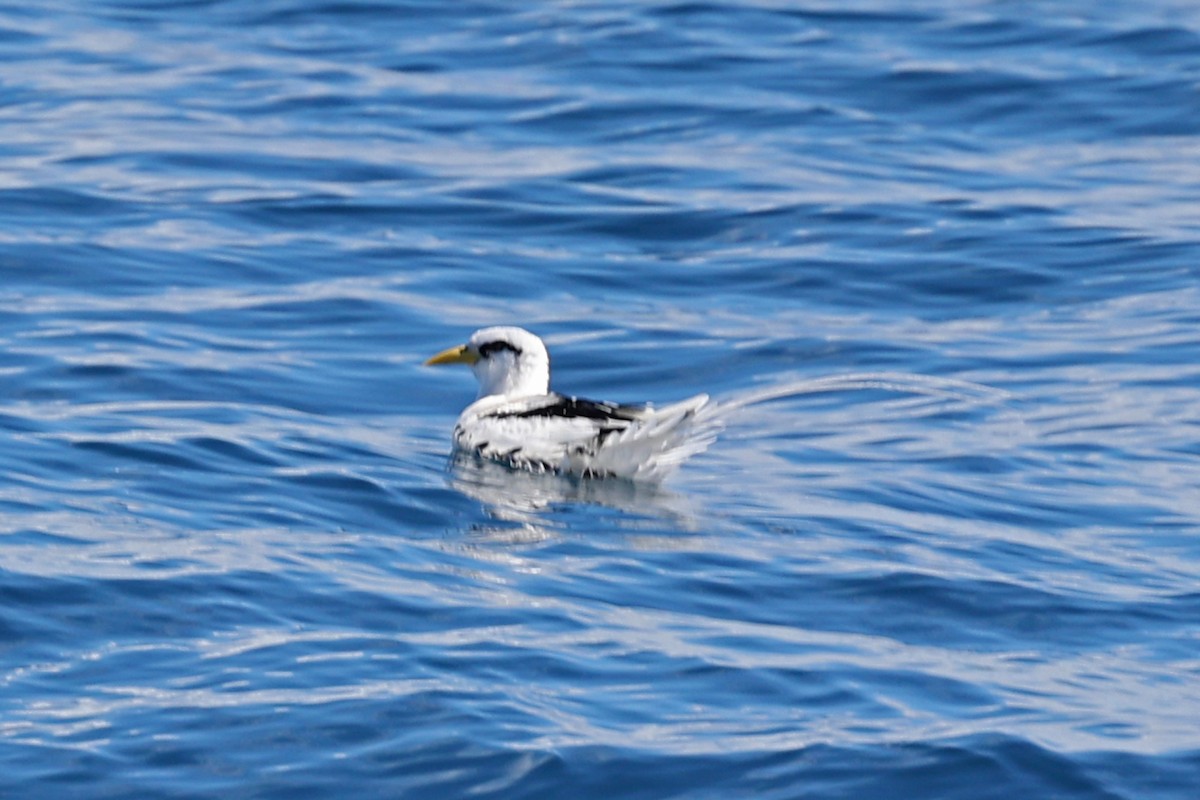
[425,327,718,481]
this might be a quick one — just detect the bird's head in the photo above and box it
[425,326,551,399]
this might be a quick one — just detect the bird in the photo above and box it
[424,326,719,481]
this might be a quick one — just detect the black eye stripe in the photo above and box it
[478,341,522,358]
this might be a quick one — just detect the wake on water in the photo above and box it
[446,371,1013,512]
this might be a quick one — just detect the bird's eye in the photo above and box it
[479,341,522,358]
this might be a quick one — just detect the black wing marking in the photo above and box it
[465,395,647,475]
[488,395,644,423]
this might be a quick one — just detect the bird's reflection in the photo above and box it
[446,451,700,534]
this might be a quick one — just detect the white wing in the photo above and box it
[566,394,719,481]
[454,392,718,481]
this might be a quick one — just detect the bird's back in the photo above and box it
[455,392,717,480]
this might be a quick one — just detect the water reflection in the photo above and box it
[446,452,700,532]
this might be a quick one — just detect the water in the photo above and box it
[2,1,1198,797]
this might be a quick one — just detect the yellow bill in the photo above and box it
[424,343,479,366]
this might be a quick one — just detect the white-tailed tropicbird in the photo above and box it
[425,326,718,481]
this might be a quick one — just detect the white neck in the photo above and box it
[472,350,550,399]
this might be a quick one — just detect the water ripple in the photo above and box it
[2,1,1199,797]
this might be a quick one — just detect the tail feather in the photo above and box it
[568,393,722,481]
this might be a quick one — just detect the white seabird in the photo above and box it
[425,326,718,481]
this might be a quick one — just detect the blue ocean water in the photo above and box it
[2,0,1199,797]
